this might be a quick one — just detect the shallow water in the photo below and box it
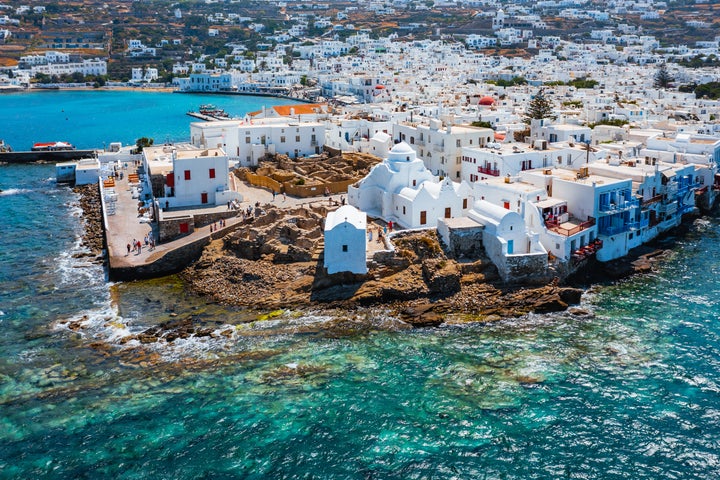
[2,156,720,478]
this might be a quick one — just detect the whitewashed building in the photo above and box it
[467,199,548,282]
[348,142,472,229]
[394,119,494,180]
[324,205,367,275]
[143,144,241,209]
[190,119,325,167]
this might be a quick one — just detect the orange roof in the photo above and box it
[494,133,506,141]
[249,103,327,117]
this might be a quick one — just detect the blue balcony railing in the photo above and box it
[598,198,640,214]
[599,224,630,236]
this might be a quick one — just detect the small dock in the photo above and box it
[0,150,97,164]
[186,111,234,122]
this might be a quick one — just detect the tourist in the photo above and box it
[272,191,276,201]
[227,201,231,210]
[126,243,131,256]
[132,238,137,253]
[388,220,393,232]
[368,229,373,242]
[341,195,345,205]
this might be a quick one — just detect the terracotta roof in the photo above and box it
[248,103,327,117]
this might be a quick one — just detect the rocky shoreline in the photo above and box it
[177,203,593,328]
[73,183,106,263]
[68,188,679,346]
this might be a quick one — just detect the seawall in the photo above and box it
[0,150,97,164]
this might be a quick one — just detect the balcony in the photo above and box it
[546,216,596,237]
[598,198,639,214]
[478,165,500,176]
[641,194,663,206]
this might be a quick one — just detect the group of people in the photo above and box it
[367,221,394,243]
[209,219,226,233]
[126,234,155,256]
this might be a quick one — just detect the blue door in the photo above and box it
[507,239,514,254]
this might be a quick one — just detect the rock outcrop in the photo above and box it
[180,205,585,324]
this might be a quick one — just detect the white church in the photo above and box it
[347,142,473,229]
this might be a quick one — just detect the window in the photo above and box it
[209,168,215,179]
[403,206,406,215]
[245,137,251,144]
[295,136,300,142]
[456,139,461,147]
[342,245,348,252]
[281,136,286,143]
[184,170,191,180]
[463,199,468,209]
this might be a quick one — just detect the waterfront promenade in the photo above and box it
[104,168,246,279]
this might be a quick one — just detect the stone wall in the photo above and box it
[158,215,194,243]
[110,221,244,281]
[159,211,238,243]
[109,234,209,281]
[505,252,550,284]
[443,226,485,259]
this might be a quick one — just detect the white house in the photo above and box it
[324,205,367,275]
[467,199,548,282]
[394,119,494,180]
[190,119,325,167]
[348,142,472,229]
[143,144,241,209]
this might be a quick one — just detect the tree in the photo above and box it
[654,63,673,89]
[523,89,556,124]
[135,137,154,153]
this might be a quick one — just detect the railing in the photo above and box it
[598,198,640,214]
[478,165,500,176]
[599,224,629,236]
[641,194,663,206]
[546,216,596,236]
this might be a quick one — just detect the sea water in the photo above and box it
[0,90,301,150]
[2,95,720,478]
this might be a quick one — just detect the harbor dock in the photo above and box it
[0,150,97,164]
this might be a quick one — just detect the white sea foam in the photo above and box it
[0,188,31,196]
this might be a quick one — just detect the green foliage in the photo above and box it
[587,119,629,129]
[135,137,154,153]
[471,121,493,129]
[544,78,598,89]
[562,100,583,108]
[523,89,556,124]
[694,82,720,99]
[653,63,673,89]
[568,77,598,89]
[676,54,720,69]
[487,76,527,87]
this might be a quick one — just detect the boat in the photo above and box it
[198,104,229,118]
[31,141,76,152]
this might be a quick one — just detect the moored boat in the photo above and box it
[31,141,76,152]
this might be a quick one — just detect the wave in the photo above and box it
[0,188,32,196]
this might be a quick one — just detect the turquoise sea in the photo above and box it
[2,91,720,479]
